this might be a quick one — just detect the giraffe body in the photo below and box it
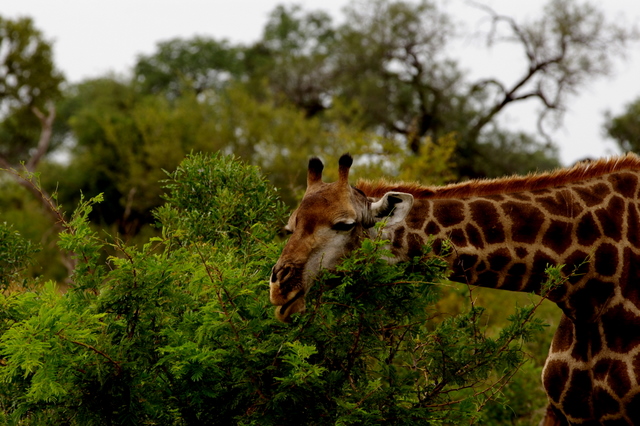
[270,154,640,424]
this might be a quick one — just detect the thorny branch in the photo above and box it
[56,330,122,376]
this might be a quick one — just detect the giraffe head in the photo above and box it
[269,154,414,322]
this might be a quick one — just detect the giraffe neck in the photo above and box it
[378,170,640,322]
[356,155,640,423]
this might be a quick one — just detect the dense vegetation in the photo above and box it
[0,153,558,425]
[1,0,639,423]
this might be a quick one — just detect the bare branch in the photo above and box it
[469,78,507,96]
[26,103,56,172]
[468,1,536,63]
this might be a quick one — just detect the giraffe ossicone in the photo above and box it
[269,152,640,424]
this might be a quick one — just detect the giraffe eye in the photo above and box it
[332,221,356,232]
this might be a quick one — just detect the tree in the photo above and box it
[0,15,63,166]
[604,97,640,153]
[256,5,337,117]
[334,0,463,148]
[51,77,228,236]
[248,0,636,178]
[0,16,65,241]
[134,37,246,98]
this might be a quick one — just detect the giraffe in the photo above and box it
[269,153,640,425]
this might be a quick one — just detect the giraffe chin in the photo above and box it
[274,294,306,323]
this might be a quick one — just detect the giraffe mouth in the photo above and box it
[275,291,305,322]
[280,290,303,315]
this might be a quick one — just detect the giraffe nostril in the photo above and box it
[281,265,294,283]
[272,264,295,284]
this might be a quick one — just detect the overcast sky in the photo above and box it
[3,0,640,166]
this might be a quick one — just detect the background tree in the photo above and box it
[134,37,246,98]
[0,16,63,167]
[0,15,64,228]
[604,97,640,153]
[254,5,337,116]
[50,77,228,236]
[247,0,635,178]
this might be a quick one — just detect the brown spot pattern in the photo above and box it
[562,369,592,419]
[566,279,614,323]
[544,360,570,403]
[543,220,573,255]
[449,228,468,247]
[433,200,466,227]
[577,213,601,246]
[386,162,640,423]
[537,190,584,218]
[425,221,441,235]
[602,304,640,354]
[470,200,505,244]
[627,203,640,248]
[608,173,638,198]
[393,227,406,251]
[626,392,640,424]
[593,386,620,418]
[503,201,545,244]
[466,224,484,249]
[407,232,424,257]
[488,248,511,271]
[573,182,609,207]
[595,196,624,241]
[551,317,574,353]
[594,244,619,277]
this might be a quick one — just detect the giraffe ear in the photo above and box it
[368,192,413,228]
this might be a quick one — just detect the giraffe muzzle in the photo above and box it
[279,290,304,317]
[270,264,307,322]
[272,289,306,322]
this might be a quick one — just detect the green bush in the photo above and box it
[0,153,548,425]
[0,222,38,290]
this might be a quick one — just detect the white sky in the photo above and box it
[3,0,640,166]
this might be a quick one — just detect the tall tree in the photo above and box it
[0,16,65,237]
[0,15,63,167]
[341,0,636,175]
[249,0,636,178]
[335,0,463,149]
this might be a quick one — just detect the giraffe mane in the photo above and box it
[355,153,640,199]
